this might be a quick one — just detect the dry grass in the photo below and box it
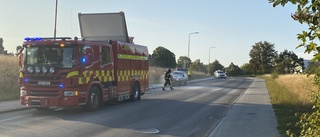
[275,74,316,105]
[260,74,316,136]
[0,55,20,101]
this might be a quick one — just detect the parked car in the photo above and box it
[171,71,188,86]
[214,70,227,79]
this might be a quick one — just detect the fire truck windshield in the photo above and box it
[25,46,75,68]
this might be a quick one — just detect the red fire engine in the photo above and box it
[18,12,149,111]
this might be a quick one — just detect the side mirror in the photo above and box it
[17,48,24,67]
[85,48,93,55]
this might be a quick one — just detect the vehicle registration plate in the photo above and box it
[38,81,50,85]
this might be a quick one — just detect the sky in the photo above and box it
[0,0,312,66]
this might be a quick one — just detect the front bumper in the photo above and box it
[20,96,81,108]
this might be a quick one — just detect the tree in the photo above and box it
[225,62,242,76]
[177,56,191,69]
[190,59,208,74]
[274,49,304,74]
[0,38,4,54]
[208,60,224,76]
[306,61,320,74]
[241,63,252,75]
[151,46,176,68]
[269,1,320,136]
[249,41,277,74]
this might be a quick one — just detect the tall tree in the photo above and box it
[249,41,277,74]
[208,60,224,76]
[274,49,304,74]
[177,56,191,69]
[151,46,176,68]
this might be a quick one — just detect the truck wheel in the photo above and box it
[84,87,101,111]
[130,82,140,102]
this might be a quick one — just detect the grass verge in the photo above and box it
[259,75,314,136]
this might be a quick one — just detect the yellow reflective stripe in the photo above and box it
[19,72,23,77]
[118,54,148,60]
[66,71,78,78]
[79,77,83,84]
[95,70,99,78]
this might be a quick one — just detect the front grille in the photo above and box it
[29,76,61,80]
[29,81,60,85]
[30,90,60,97]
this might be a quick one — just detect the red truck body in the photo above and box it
[18,12,149,111]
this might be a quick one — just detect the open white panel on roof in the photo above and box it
[78,12,129,42]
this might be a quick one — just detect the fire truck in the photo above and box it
[18,12,149,111]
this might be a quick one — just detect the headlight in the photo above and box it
[64,91,78,96]
[49,67,55,73]
[20,90,27,96]
[35,66,41,73]
[42,67,48,73]
[27,66,34,73]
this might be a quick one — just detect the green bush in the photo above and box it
[271,72,279,79]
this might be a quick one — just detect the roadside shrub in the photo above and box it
[0,55,20,101]
[271,72,279,79]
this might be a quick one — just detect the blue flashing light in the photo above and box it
[59,84,64,88]
[24,78,29,82]
[24,37,31,41]
[34,37,42,41]
[81,57,87,63]
[24,37,43,41]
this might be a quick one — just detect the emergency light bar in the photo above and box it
[24,37,72,41]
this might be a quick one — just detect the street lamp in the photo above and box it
[187,32,199,58]
[209,47,215,64]
[54,0,58,39]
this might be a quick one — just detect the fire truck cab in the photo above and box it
[18,12,149,111]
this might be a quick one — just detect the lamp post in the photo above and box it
[187,32,199,58]
[54,0,58,39]
[209,47,215,64]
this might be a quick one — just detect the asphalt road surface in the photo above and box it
[0,77,253,137]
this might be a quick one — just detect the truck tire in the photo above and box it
[84,87,101,111]
[130,82,140,102]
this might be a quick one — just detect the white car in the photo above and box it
[171,71,188,86]
[214,70,227,79]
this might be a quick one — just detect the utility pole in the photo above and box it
[54,0,58,39]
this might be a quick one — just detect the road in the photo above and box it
[0,77,254,137]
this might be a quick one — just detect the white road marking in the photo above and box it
[0,114,33,123]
